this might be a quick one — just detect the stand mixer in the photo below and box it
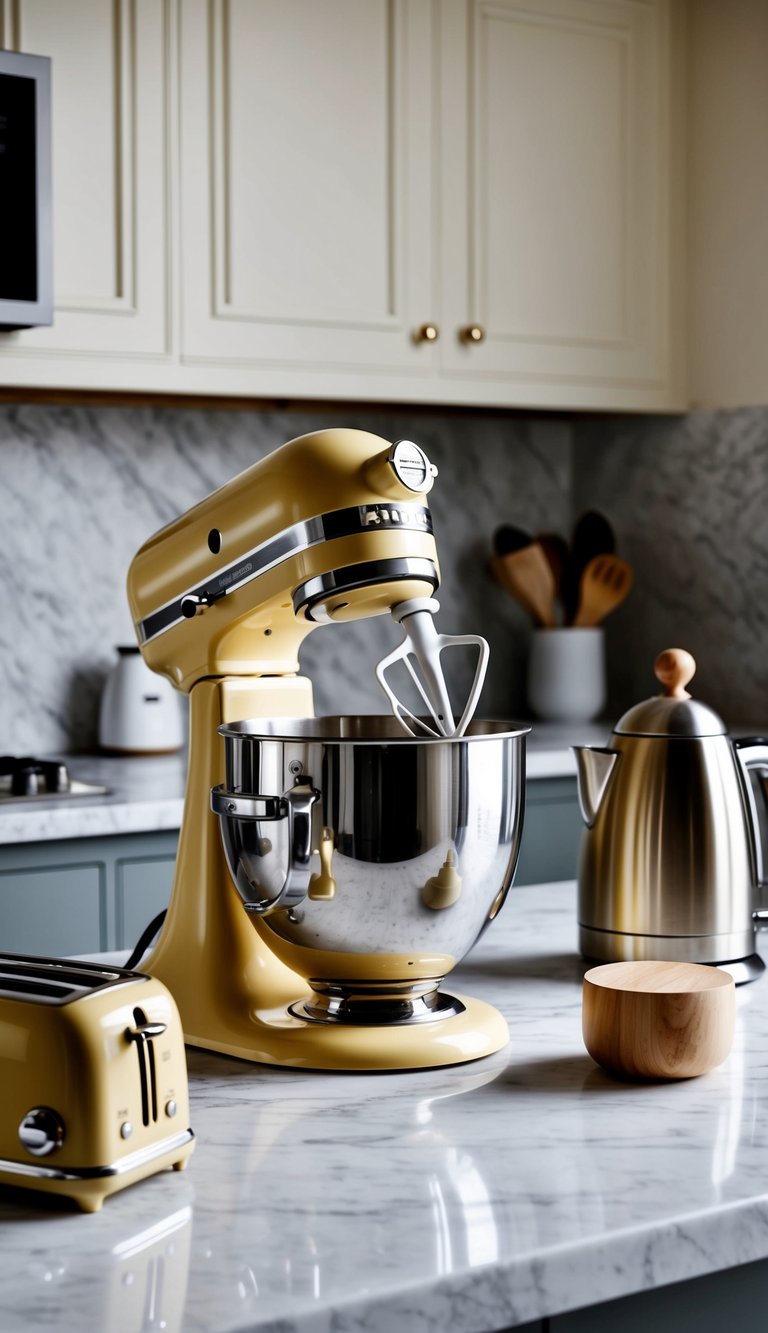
[128,428,527,1070]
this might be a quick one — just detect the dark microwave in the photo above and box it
[0,48,52,329]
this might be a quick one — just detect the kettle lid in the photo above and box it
[614,649,727,738]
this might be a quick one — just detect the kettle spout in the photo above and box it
[572,746,621,828]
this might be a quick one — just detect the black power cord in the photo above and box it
[124,910,167,970]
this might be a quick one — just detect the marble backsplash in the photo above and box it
[0,404,571,753]
[2,401,766,755]
[573,409,768,724]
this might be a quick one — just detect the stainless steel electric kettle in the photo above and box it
[573,648,768,983]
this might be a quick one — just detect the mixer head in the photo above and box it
[127,427,489,736]
[127,429,442,691]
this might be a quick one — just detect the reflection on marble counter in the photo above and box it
[0,752,187,845]
[2,883,768,1333]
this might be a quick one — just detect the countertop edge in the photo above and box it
[281,1195,768,1333]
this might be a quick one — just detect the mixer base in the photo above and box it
[183,993,509,1070]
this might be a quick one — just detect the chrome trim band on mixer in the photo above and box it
[294,557,439,622]
[137,503,434,644]
[0,1128,195,1182]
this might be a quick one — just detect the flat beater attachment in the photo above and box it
[375,598,490,738]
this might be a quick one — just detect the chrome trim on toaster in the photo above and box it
[136,503,434,644]
[0,1128,194,1182]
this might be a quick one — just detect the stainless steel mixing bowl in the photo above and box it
[211,717,528,1024]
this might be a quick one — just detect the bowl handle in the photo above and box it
[211,780,320,915]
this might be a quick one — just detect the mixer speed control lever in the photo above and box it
[181,590,226,618]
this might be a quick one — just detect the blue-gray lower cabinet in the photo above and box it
[115,849,178,950]
[0,830,178,957]
[515,778,582,886]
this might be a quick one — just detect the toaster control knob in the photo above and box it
[18,1107,66,1157]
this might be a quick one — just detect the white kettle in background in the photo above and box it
[99,646,184,754]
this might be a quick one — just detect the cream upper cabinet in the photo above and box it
[0,0,171,384]
[0,0,683,408]
[438,0,683,409]
[181,0,683,407]
[179,0,438,388]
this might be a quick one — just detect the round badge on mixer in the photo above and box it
[389,440,438,493]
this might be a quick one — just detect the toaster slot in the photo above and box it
[0,975,75,1000]
[0,954,142,1005]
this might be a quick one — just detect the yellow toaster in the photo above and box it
[0,954,194,1212]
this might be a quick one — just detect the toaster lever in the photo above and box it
[125,1020,167,1043]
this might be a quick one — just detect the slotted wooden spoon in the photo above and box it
[572,554,633,627]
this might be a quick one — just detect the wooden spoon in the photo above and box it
[490,542,557,627]
[562,510,616,624]
[572,554,633,627]
[535,532,569,614]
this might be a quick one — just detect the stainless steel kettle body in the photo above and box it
[573,648,768,983]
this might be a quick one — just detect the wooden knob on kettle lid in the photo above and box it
[654,648,695,699]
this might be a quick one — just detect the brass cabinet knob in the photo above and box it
[460,324,486,344]
[413,323,439,343]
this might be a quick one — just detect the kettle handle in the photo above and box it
[733,737,768,901]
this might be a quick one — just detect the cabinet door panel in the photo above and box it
[116,856,175,953]
[0,0,170,360]
[0,863,106,955]
[515,780,582,885]
[180,0,435,374]
[440,0,675,395]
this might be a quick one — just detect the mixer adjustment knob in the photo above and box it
[19,1107,66,1157]
[388,440,438,494]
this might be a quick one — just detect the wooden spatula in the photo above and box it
[572,554,633,627]
[562,510,616,623]
[490,542,557,627]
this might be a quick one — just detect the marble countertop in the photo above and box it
[2,881,768,1332]
[0,726,599,846]
[0,752,188,846]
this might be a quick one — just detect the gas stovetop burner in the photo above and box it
[0,756,109,802]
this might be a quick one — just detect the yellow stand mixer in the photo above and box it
[128,428,527,1070]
